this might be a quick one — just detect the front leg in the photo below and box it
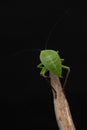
[37,63,43,68]
[40,67,48,78]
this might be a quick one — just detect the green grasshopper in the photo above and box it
[37,49,70,90]
[13,9,70,96]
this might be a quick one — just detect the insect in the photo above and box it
[36,9,71,90]
[12,8,70,91]
[37,49,70,89]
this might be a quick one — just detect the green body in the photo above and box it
[40,50,62,77]
[37,49,70,89]
[37,49,69,77]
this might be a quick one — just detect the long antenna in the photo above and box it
[12,8,71,56]
[12,49,41,56]
[45,8,71,49]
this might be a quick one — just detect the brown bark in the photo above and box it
[49,72,76,130]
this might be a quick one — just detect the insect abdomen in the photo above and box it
[40,50,62,77]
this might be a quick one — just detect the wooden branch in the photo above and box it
[49,72,76,130]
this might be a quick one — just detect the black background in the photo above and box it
[0,2,87,130]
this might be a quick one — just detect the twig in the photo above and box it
[49,72,76,130]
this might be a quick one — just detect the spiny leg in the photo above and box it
[62,65,70,91]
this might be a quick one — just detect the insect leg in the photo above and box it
[62,65,70,90]
[37,63,43,68]
[61,58,64,63]
[37,63,50,78]
[39,67,48,78]
[56,50,59,53]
